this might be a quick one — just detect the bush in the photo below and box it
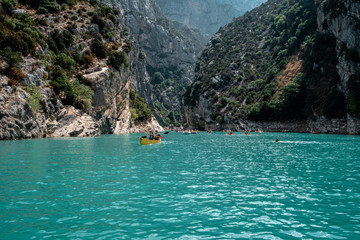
[50,75,69,94]
[91,13,106,31]
[40,1,61,13]
[130,108,139,121]
[83,49,93,66]
[274,82,301,118]
[5,30,37,56]
[122,42,131,54]
[91,39,108,58]
[1,0,17,12]
[37,6,48,14]
[0,47,21,66]
[49,29,75,52]
[151,72,164,84]
[50,65,67,82]
[6,66,25,84]
[129,89,152,122]
[50,76,94,112]
[54,53,76,71]
[108,51,128,70]
[24,84,43,112]
[70,79,94,112]
[71,49,85,65]
[247,101,274,120]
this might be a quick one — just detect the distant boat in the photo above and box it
[244,131,249,135]
[311,131,321,134]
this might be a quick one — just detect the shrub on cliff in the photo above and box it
[40,0,61,13]
[48,29,75,53]
[24,84,43,113]
[0,47,21,66]
[91,39,108,59]
[54,53,76,72]
[151,72,165,84]
[50,73,93,112]
[0,0,17,12]
[130,89,152,122]
[109,51,128,70]
[70,79,94,112]
[50,65,67,82]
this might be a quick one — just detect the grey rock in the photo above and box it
[0,87,46,140]
[11,9,27,15]
[46,106,100,138]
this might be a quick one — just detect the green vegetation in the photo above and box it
[109,51,128,70]
[147,65,186,126]
[185,0,349,122]
[49,66,94,112]
[91,38,108,59]
[129,89,153,122]
[0,0,128,115]
[24,84,43,113]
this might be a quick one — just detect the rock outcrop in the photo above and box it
[0,1,161,140]
[0,87,46,140]
[46,106,100,138]
[315,0,360,134]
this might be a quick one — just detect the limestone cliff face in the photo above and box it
[315,0,360,134]
[0,1,159,140]
[156,0,266,35]
[100,0,205,126]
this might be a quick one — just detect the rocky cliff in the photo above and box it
[100,0,207,127]
[184,0,360,134]
[314,0,360,134]
[0,0,161,140]
[156,0,266,35]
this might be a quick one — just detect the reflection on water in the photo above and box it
[0,133,360,239]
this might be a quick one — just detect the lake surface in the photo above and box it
[0,132,360,239]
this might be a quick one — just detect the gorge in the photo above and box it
[0,0,360,140]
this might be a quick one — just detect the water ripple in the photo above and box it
[0,133,360,239]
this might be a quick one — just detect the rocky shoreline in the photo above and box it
[186,117,358,135]
[0,86,163,141]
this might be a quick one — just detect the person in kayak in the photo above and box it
[154,130,165,140]
[148,131,155,140]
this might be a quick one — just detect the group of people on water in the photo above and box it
[145,129,280,142]
[148,130,165,140]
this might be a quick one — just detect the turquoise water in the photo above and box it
[0,132,360,239]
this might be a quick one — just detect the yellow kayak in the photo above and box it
[139,137,161,145]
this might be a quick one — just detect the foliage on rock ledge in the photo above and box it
[0,0,131,114]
